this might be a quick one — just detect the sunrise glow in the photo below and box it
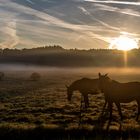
[109,35,139,51]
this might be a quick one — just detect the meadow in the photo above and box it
[1,66,140,139]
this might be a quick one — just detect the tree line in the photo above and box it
[0,45,140,67]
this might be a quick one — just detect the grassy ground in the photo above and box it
[0,68,140,139]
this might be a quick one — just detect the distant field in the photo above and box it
[1,67,140,139]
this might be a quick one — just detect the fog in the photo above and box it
[1,64,140,78]
[0,63,140,72]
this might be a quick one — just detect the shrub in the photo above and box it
[0,72,4,80]
[30,72,41,81]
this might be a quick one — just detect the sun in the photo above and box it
[109,35,139,51]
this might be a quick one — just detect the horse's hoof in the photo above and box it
[109,117,112,121]
[120,117,123,121]
[85,105,89,108]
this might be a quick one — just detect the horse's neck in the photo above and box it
[102,79,119,91]
[70,82,78,91]
[112,80,119,84]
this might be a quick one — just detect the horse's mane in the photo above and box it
[80,77,91,80]
[110,79,140,85]
[112,79,119,83]
[71,78,89,86]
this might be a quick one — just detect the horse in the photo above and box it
[98,73,140,121]
[66,78,100,108]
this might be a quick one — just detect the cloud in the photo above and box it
[78,6,120,31]
[0,1,114,47]
[0,20,19,48]
[84,0,140,6]
[94,3,140,17]
[0,0,139,49]
[78,6,90,15]
[25,0,34,5]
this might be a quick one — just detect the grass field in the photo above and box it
[1,67,140,139]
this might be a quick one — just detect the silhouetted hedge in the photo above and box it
[0,46,140,67]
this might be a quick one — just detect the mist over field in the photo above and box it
[2,63,140,84]
[1,63,140,78]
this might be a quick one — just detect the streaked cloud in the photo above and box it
[78,6,121,31]
[0,0,139,49]
[78,6,90,15]
[0,20,19,48]
[26,0,34,5]
[94,3,140,17]
[84,0,140,6]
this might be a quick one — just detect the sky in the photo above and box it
[0,0,140,49]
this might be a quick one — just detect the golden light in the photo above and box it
[109,35,139,51]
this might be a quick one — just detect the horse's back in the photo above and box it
[73,78,99,92]
[116,81,140,90]
[105,81,140,101]
[79,78,98,85]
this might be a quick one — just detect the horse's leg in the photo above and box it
[80,95,84,110]
[115,102,123,121]
[84,94,89,108]
[86,94,89,107]
[101,99,107,116]
[136,100,140,121]
[108,102,113,121]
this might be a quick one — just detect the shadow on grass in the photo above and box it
[0,124,140,140]
[75,108,140,140]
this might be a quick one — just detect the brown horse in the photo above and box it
[98,73,140,121]
[66,78,100,108]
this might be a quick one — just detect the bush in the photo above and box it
[0,72,4,80]
[30,72,41,81]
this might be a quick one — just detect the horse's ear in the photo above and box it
[98,72,101,77]
[105,73,108,77]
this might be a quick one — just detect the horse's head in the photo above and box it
[98,73,111,91]
[98,73,109,79]
[98,73,111,82]
[66,85,73,102]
